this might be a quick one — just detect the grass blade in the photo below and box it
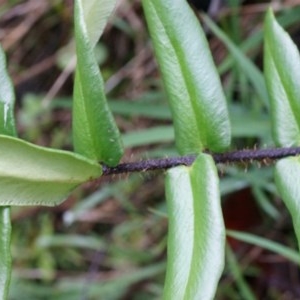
[227,229,300,265]
[203,14,269,108]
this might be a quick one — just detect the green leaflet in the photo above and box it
[164,153,225,299]
[264,10,300,256]
[0,44,16,299]
[0,135,102,206]
[0,45,16,137]
[73,0,123,166]
[142,0,231,155]
[264,9,300,147]
[0,208,11,299]
[82,0,117,48]
[275,157,300,252]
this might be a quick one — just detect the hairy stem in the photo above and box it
[101,146,300,176]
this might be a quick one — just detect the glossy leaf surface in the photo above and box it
[164,153,225,299]
[275,157,300,252]
[0,45,16,137]
[0,45,14,300]
[264,9,300,147]
[73,0,123,166]
[0,135,102,206]
[82,0,117,48]
[142,0,231,155]
[0,208,11,299]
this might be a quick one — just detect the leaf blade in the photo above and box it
[0,45,16,137]
[73,0,123,166]
[264,9,300,146]
[82,0,117,48]
[275,157,300,253]
[0,135,102,206]
[0,208,11,299]
[0,44,16,299]
[164,153,225,299]
[142,0,231,154]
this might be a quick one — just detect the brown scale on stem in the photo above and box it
[101,146,300,176]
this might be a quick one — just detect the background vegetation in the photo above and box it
[1,0,300,299]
